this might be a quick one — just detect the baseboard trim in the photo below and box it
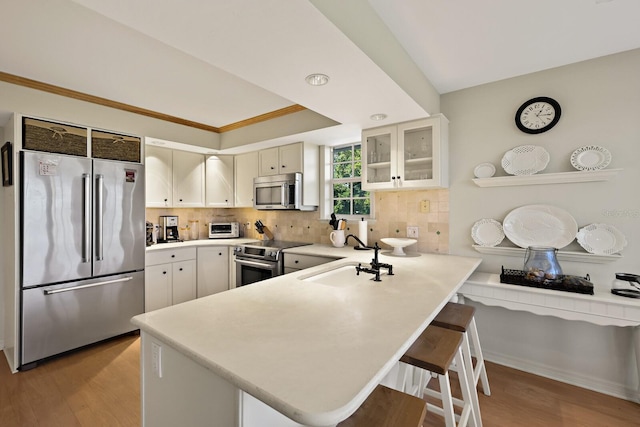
[483,350,639,403]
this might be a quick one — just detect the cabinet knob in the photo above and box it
[281,165,285,168]
[218,252,222,256]
[164,198,168,202]
[171,254,176,258]
[179,267,183,271]
[295,260,299,264]
[391,176,396,180]
[179,198,183,202]
[270,166,275,170]
[397,176,401,180]
[162,271,167,275]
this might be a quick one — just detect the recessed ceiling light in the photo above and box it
[305,73,329,86]
[370,113,387,121]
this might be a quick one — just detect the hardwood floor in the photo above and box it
[1,335,639,426]
[0,334,140,427]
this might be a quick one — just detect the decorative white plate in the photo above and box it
[503,204,578,249]
[473,163,496,178]
[570,146,612,171]
[501,145,550,175]
[471,219,505,247]
[576,223,627,255]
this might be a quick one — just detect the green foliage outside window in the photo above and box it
[332,144,370,216]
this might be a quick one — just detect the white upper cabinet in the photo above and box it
[234,151,259,207]
[145,145,205,208]
[145,145,173,207]
[205,155,234,207]
[172,150,205,207]
[259,143,303,176]
[362,115,449,190]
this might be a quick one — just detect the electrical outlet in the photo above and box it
[420,200,430,213]
[407,226,419,238]
[152,342,163,378]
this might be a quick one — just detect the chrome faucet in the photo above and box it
[355,242,394,281]
[345,234,371,250]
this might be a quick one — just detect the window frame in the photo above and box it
[328,142,373,220]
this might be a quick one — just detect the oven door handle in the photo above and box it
[234,258,279,270]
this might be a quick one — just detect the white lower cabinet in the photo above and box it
[197,246,230,298]
[171,259,197,305]
[145,264,172,312]
[145,247,197,312]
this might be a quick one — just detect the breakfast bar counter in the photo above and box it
[132,248,481,426]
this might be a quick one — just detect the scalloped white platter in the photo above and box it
[576,223,627,255]
[471,219,505,247]
[570,145,611,171]
[501,145,550,175]
[502,204,578,249]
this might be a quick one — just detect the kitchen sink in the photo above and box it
[300,262,388,287]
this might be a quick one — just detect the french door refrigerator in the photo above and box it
[20,151,145,368]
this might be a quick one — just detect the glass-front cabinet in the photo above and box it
[362,115,448,190]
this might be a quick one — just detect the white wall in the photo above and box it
[443,48,640,399]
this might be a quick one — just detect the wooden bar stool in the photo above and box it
[431,302,491,396]
[338,384,427,427]
[398,326,478,427]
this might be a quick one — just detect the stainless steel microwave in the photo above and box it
[253,173,303,210]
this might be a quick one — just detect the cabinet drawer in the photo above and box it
[146,247,197,266]
[283,253,339,270]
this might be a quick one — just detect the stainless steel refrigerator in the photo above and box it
[20,150,145,368]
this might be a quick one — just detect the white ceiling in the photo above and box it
[2,0,639,148]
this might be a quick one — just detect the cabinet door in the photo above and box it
[362,126,398,190]
[197,247,230,298]
[205,155,234,207]
[145,264,172,312]
[397,116,448,189]
[234,152,259,207]
[145,145,173,207]
[172,259,197,305]
[279,143,303,174]
[173,150,205,207]
[258,147,279,176]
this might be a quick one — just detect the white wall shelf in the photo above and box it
[472,245,622,263]
[472,168,622,187]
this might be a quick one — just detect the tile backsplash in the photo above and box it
[147,189,449,253]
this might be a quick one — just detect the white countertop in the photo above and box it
[133,244,481,426]
[145,238,259,251]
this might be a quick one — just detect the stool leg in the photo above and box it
[461,332,483,427]
[438,371,457,427]
[396,362,413,394]
[455,347,478,427]
[468,318,491,396]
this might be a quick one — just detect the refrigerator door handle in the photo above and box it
[43,276,133,295]
[95,174,104,261]
[82,173,91,263]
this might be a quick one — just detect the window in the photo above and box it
[331,144,371,217]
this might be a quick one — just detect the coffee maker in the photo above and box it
[158,215,181,243]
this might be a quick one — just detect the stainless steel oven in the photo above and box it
[234,241,310,287]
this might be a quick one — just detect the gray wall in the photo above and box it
[443,48,640,399]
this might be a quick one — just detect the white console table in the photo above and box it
[459,272,640,402]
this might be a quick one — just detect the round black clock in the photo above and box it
[515,97,561,134]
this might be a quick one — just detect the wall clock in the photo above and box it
[515,96,561,134]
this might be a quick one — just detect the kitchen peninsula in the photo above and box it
[132,245,481,426]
